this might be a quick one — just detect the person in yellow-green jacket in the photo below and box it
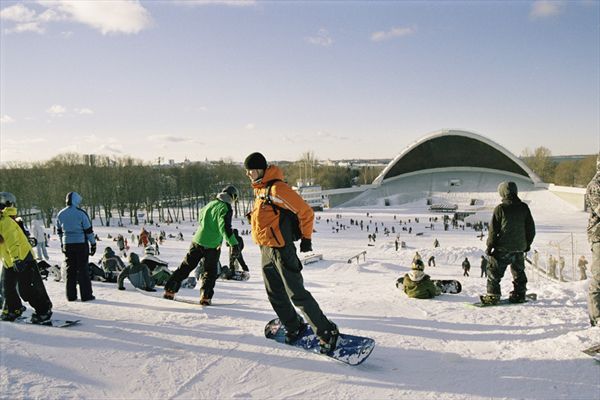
[163,185,240,305]
[0,192,53,323]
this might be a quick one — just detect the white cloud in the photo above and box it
[245,123,255,130]
[0,4,37,22]
[98,144,124,154]
[0,115,15,124]
[530,1,565,19]
[46,104,67,115]
[1,1,152,35]
[76,108,94,115]
[148,135,202,144]
[0,3,48,33]
[371,26,416,42]
[306,28,333,47]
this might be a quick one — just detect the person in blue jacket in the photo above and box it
[56,192,96,302]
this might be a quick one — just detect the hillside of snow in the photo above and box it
[1,189,598,400]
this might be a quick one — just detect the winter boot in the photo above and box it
[163,290,176,300]
[318,323,340,354]
[2,305,26,321]
[508,291,526,304]
[285,322,308,344]
[30,310,53,324]
[480,294,501,305]
[199,296,211,306]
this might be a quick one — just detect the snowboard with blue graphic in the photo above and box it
[264,318,375,366]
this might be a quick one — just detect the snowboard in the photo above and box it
[264,318,375,366]
[470,293,537,307]
[136,288,237,306]
[395,277,462,294]
[582,343,600,363]
[5,316,80,328]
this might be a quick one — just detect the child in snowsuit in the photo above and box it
[400,258,441,299]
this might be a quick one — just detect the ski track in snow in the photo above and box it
[1,190,599,399]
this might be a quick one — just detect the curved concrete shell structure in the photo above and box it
[341,129,542,207]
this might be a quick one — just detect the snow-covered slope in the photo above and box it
[1,191,598,400]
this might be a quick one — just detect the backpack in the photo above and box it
[264,179,302,242]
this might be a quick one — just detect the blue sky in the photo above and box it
[1,0,598,164]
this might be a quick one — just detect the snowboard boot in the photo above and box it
[285,322,308,344]
[31,310,53,324]
[240,271,250,281]
[199,296,211,306]
[508,291,526,304]
[163,290,176,300]
[1,305,26,321]
[480,294,501,305]
[318,323,340,354]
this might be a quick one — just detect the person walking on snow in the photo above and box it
[585,154,600,326]
[244,152,339,354]
[480,255,488,278]
[462,257,471,277]
[163,186,240,305]
[482,181,535,305]
[56,192,96,302]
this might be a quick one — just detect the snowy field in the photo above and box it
[1,190,599,400]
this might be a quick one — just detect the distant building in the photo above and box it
[326,129,544,208]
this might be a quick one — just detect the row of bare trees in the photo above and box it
[521,147,596,187]
[0,153,250,227]
[0,152,372,228]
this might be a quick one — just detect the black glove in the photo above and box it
[231,244,241,258]
[300,238,312,253]
[118,286,126,291]
[14,259,27,273]
[89,243,96,256]
[485,247,494,256]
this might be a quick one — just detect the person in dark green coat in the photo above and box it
[483,181,536,304]
[401,258,441,299]
[163,186,240,305]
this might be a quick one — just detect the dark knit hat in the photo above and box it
[244,152,268,170]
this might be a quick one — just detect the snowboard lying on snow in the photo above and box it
[395,277,462,294]
[264,318,375,366]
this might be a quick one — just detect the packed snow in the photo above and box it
[1,189,599,400]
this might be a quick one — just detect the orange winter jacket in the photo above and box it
[250,165,314,247]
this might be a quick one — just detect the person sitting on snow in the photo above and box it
[100,247,126,282]
[399,257,441,299]
[118,252,156,292]
[140,246,168,273]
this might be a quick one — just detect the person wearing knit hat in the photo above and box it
[585,153,600,326]
[483,181,536,305]
[244,152,268,171]
[162,185,240,305]
[244,152,340,354]
[397,257,441,299]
